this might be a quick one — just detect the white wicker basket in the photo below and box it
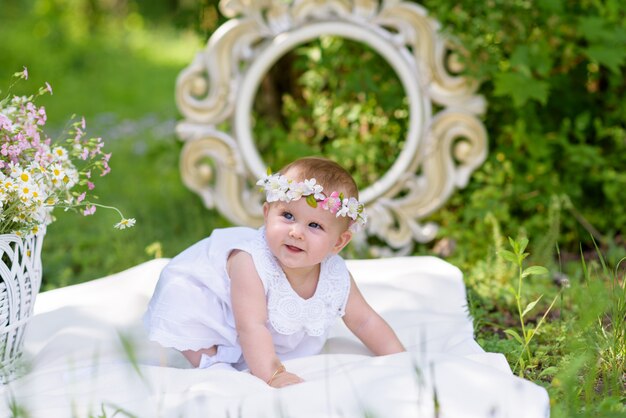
[0,231,44,384]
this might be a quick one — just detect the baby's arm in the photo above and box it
[342,274,405,355]
[228,250,304,387]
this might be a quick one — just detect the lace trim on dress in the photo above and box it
[251,228,350,336]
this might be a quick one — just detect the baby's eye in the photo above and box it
[282,212,294,221]
[308,222,323,230]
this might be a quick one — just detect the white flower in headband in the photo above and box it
[257,173,290,202]
[257,172,367,230]
[303,178,325,200]
[338,197,361,221]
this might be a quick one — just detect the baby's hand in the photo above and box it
[268,370,304,388]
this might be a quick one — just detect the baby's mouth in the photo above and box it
[285,244,303,253]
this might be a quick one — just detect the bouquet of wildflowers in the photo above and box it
[0,67,135,236]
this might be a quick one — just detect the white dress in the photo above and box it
[143,226,351,370]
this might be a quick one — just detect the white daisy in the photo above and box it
[114,218,136,230]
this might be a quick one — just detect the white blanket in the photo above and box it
[1,257,549,417]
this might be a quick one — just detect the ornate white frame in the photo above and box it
[175,0,487,253]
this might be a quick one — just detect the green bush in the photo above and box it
[418,0,626,264]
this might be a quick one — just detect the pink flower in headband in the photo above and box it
[321,191,342,214]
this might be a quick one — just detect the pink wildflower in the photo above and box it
[321,191,342,214]
[26,102,37,118]
[36,107,47,125]
[101,155,111,176]
[0,114,12,130]
[90,139,104,158]
[14,67,28,80]
[83,205,96,216]
[44,82,53,95]
[76,192,86,204]
[25,124,39,140]
[74,125,84,141]
[87,181,95,190]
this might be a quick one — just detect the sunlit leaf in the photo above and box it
[508,237,517,251]
[538,366,559,379]
[504,328,524,345]
[522,266,549,278]
[522,295,543,318]
[519,237,529,254]
[499,249,518,264]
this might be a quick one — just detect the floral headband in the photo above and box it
[256,172,367,230]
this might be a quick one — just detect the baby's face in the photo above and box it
[263,197,352,274]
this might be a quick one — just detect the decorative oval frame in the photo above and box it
[235,20,428,205]
[175,0,488,254]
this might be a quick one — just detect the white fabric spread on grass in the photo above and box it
[1,257,550,418]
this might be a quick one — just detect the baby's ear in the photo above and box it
[333,230,353,253]
[263,202,270,220]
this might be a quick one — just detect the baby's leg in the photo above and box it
[182,346,217,367]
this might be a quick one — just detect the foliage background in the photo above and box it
[0,0,624,416]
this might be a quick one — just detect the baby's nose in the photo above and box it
[289,224,304,239]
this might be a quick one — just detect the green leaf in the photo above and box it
[521,295,543,318]
[579,17,626,43]
[520,252,529,261]
[538,366,559,379]
[305,194,318,208]
[504,329,524,345]
[499,249,518,264]
[518,237,529,254]
[578,16,626,74]
[510,46,532,78]
[522,266,549,278]
[494,72,550,107]
[518,357,526,376]
[575,111,591,132]
[580,17,611,43]
[580,244,590,284]
[508,236,517,251]
[584,44,626,74]
[510,43,553,78]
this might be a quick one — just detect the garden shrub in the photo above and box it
[420,0,626,263]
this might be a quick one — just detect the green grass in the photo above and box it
[456,227,626,417]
